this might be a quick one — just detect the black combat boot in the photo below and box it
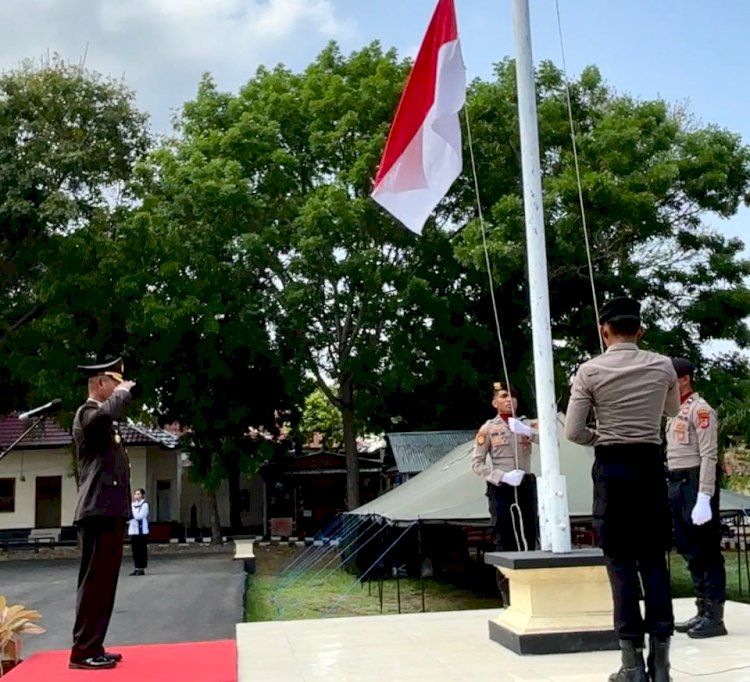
[646,636,671,682]
[608,640,647,682]
[674,597,705,633]
[688,600,727,639]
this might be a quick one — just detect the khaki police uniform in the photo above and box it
[565,341,680,645]
[666,393,726,609]
[472,416,537,552]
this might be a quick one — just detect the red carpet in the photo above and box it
[4,640,236,682]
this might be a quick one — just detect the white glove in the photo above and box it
[691,492,712,526]
[501,469,525,487]
[508,417,530,437]
[508,417,538,439]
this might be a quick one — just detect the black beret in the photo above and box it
[672,357,695,378]
[599,297,641,325]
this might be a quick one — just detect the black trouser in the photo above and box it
[668,466,726,603]
[130,533,149,570]
[593,444,673,643]
[486,474,537,552]
[71,517,125,662]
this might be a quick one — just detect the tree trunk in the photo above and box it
[209,489,222,545]
[226,455,243,532]
[340,379,359,510]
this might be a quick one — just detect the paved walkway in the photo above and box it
[0,548,244,656]
[236,599,750,681]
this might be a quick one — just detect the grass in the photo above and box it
[245,546,750,622]
[670,550,750,603]
[245,545,497,622]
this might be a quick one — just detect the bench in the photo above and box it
[233,539,256,574]
[29,528,60,548]
[0,530,30,551]
[0,529,49,553]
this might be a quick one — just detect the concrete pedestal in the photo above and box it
[485,548,618,654]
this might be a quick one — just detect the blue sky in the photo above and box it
[351,0,750,254]
[0,0,746,256]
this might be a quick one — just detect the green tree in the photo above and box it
[701,353,750,452]
[126,76,300,534]
[298,387,344,450]
[451,60,750,407]
[0,56,150,413]
[152,43,416,509]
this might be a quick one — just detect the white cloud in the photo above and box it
[0,0,358,133]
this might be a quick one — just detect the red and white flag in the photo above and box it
[371,0,465,235]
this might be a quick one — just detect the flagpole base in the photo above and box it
[485,549,618,655]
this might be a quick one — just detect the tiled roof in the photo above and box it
[386,431,476,473]
[0,415,179,451]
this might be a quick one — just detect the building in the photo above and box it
[0,415,180,537]
[384,431,476,488]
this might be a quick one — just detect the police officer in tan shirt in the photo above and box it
[565,297,679,682]
[667,358,727,639]
[472,381,538,603]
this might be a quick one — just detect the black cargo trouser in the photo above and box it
[486,473,538,552]
[593,444,674,643]
[668,466,725,603]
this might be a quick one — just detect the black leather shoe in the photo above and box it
[69,655,116,670]
[103,651,123,662]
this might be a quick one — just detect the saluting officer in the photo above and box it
[472,381,538,563]
[69,358,136,671]
[564,298,680,682]
[667,358,727,639]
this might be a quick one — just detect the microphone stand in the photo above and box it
[0,415,47,463]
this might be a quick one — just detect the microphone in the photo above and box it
[18,399,63,421]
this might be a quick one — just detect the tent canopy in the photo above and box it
[351,415,750,525]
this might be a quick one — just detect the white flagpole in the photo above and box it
[511,0,571,553]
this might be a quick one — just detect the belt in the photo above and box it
[485,472,536,489]
[668,467,698,481]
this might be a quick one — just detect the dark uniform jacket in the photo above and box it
[72,389,132,523]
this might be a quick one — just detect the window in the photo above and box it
[0,478,15,513]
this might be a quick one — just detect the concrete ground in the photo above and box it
[236,600,750,681]
[0,548,244,656]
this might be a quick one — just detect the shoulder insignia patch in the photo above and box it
[476,432,486,446]
[696,408,711,430]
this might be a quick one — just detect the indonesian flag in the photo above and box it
[371,0,465,235]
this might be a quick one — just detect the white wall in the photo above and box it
[129,446,147,495]
[179,470,264,530]
[146,448,178,522]
[0,445,177,530]
[0,448,77,528]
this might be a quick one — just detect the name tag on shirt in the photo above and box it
[490,430,510,446]
[673,418,690,444]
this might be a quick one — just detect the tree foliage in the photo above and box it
[450,60,750,407]
[298,387,344,451]
[0,57,150,412]
[1,45,749,521]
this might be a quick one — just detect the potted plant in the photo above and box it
[0,596,45,676]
